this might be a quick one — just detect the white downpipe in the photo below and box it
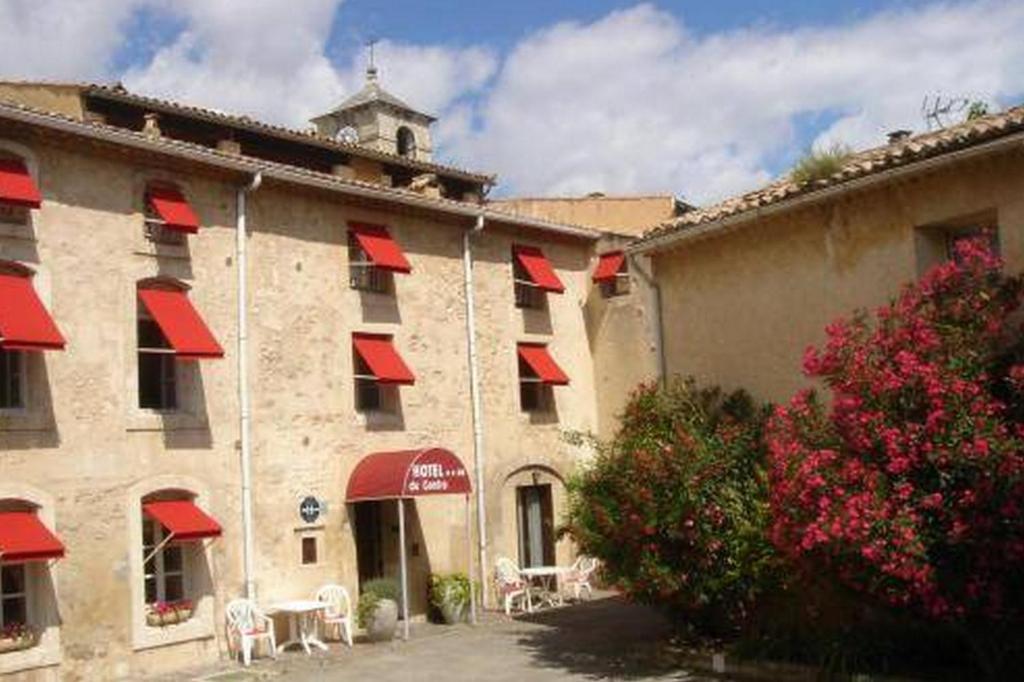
[398,498,410,641]
[237,171,262,600]
[463,213,489,608]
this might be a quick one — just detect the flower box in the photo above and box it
[0,628,37,654]
[146,600,195,627]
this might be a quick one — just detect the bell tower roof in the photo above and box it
[326,64,435,123]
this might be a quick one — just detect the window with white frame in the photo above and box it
[513,257,544,310]
[137,306,177,411]
[353,352,395,412]
[348,232,391,294]
[143,183,187,246]
[142,517,185,607]
[0,348,24,410]
[518,356,552,413]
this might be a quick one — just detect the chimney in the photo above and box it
[142,112,162,139]
[887,129,912,145]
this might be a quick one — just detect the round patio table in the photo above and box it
[519,566,571,609]
[267,600,328,654]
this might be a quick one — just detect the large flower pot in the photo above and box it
[439,599,466,625]
[367,598,398,642]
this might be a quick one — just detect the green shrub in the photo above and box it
[790,143,853,185]
[357,577,399,628]
[429,573,472,609]
[565,378,776,635]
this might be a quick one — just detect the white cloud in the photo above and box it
[449,1,1024,201]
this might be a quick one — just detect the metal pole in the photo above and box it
[398,497,409,641]
[466,494,477,624]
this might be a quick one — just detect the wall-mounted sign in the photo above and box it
[299,496,325,524]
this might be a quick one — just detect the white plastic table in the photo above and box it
[519,566,571,609]
[267,600,328,654]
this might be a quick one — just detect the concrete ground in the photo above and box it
[168,594,722,682]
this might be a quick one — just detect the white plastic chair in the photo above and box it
[495,556,532,615]
[315,584,353,647]
[564,556,598,600]
[225,599,276,666]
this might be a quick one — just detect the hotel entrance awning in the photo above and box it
[346,447,474,639]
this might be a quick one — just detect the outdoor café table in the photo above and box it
[267,600,328,655]
[519,566,571,609]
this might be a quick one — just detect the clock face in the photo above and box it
[337,126,359,144]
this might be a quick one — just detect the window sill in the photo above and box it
[126,410,209,433]
[133,612,214,652]
[0,410,55,433]
[0,633,60,675]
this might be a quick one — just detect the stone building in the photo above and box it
[632,106,1024,404]
[0,72,658,680]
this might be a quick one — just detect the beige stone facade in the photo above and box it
[491,194,686,236]
[0,84,656,681]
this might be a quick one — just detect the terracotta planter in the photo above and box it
[146,604,194,627]
[367,598,398,642]
[0,632,36,653]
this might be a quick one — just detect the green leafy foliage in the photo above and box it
[790,143,853,185]
[357,577,399,628]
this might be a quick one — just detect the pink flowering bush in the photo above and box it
[767,239,1024,634]
[566,379,774,633]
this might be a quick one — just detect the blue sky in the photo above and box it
[2,1,1023,202]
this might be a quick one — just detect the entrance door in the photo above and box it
[354,501,384,587]
[517,485,555,568]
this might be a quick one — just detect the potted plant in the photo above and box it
[357,578,399,642]
[146,599,195,627]
[0,623,37,653]
[429,573,472,624]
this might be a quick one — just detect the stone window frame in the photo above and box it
[0,140,38,239]
[126,475,216,652]
[0,483,62,676]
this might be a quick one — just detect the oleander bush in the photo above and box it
[766,238,1024,675]
[566,378,776,634]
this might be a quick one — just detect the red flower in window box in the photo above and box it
[0,623,37,653]
[146,599,195,627]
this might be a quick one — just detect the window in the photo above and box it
[915,212,1000,275]
[301,536,318,565]
[348,232,391,294]
[0,203,28,227]
[0,565,27,630]
[354,352,383,412]
[396,126,416,158]
[513,257,544,310]
[519,355,552,413]
[0,152,40,225]
[946,228,1000,264]
[0,348,23,410]
[143,184,188,246]
[600,272,630,298]
[137,307,177,411]
[142,517,185,606]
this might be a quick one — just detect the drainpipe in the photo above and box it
[237,171,262,599]
[628,253,666,386]
[463,213,489,608]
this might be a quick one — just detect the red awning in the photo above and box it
[143,500,222,542]
[147,185,201,233]
[0,274,66,351]
[514,245,564,293]
[350,223,412,273]
[0,158,42,209]
[518,343,570,385]
[353,333,415,384]
[346,448,471,501]
[592,251,626,282]
[138,288,224,359]
[0,512,65,563]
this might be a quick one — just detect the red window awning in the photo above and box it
[346,448,471,501]
[0,512,65,563]
[0,273,66,351]
[147,186,201,233]
[592,251,626,282]
[143,500,222,542]
[518,343,570,385]
[350,223,412,273]
[513,245,564,293]
[353,333,415,384]
[138,288,224,359]
[0,158,42,209]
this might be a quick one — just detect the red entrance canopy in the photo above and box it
[513,245,565,293]
[0,273,66,351]
[592,251,626,282]
[346,448,471,502]
[350,223,412,273]
[0,511,65,563]
[143,500,222,542]
[147,185,201,233]
[138,288,224,359]
[0,158,42,209]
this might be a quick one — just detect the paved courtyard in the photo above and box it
[169,595,721,682]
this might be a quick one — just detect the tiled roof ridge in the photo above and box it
[73,82,494,183]
[0,97,599,239]
[638,102,1024,247]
